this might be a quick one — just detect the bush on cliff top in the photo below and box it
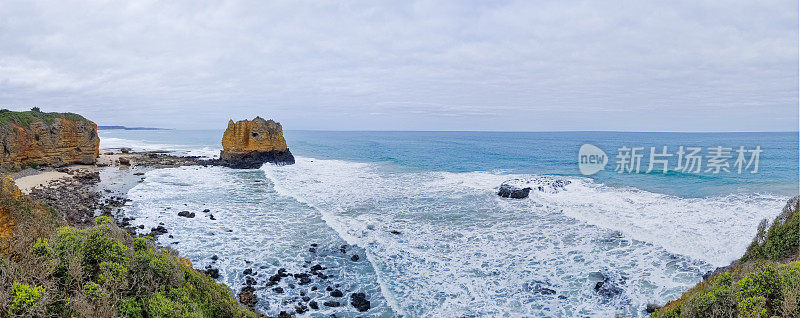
[0,108,86,128]
[0,179,257,318]
[653,198,800,317]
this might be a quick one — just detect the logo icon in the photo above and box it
[578,144,607,175]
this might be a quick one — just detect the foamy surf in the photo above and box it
[255,156,789,316]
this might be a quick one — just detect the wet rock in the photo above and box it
[302,296,310,302]
[310,264,324,272]
[238,286,257,307]
[133,172,145,176]
[150,225,168,234]
[177,211,196,218]
[273,286,284,293]
[278,311,292,318]
[330,289,343,297]
[209,214,216,220]
[245,276,257,286]
[593,273,624,298]
[243,268,254,275]
[351,254,360,261]
[497,184,532,199]
[203,208,210,212]
[211,255,219,261]
[270,274,282,282]
[308,247,316,253]
[646,303,661,313]
[118,157,131,166]
[390,230,401,235]
[350,292,371,312]
[309,300,319,310]
[202,266,220,279]
[323,300,340,307]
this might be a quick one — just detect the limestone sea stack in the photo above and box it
[217,117,295,168]
[0,109,99,169]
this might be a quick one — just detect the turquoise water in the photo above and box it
[100,130,798,317]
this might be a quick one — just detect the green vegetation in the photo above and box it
[653,198,800,317]
[0,181,258,317]
[0,108,86,128]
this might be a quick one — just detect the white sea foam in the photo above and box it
[123,154,789,317]
[100,137,219,158]
[258,156,789,317]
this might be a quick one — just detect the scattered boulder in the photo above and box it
[350,292,371,312]
[177,211,195,218]
[238,286,257,307]
[323,300,340,307]
[118,157,131,166]
[498,184,531,199]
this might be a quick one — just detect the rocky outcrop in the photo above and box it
[216,117,294,168]
[0,111,99,168]
[497,177,571,199]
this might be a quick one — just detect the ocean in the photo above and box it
[99,130,798,317]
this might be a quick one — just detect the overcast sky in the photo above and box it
[0,1,797,131]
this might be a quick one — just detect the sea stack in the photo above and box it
[0,110,99,169]
[217,117,295,168]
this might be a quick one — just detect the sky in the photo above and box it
[0,1,797,131]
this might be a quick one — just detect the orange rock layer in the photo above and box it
[0,117,99,168]
[221,117,288,155]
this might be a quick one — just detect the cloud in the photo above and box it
[0,0,796,131]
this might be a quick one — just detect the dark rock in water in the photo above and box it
[390,230,402,235]
[202,266,220,279]
[243,268,253,275]
[209,117,295,168]
[702,265,731,280]
[150,226,168,234]
[177,211,195,218]
[310,264,324,272]
[209,214,216,220]
[299,276,312,285]
[138,224,145,229]
[309,247,316,253]
[278,311,292,318]
[273,286,284,293]
[309,300,319,310]
[340,244,347,253]
[203,208,210,212]
[244,276,257,286]
[210,255,219,261]
[238,286,257,307]
[323,300,340,307]
[302,296,310,302]
[593,273,624,298]
[646,303,661,313]
[350,292,371,312]
[269,274,282,282]
[351,254,360,261]
[330,289,344,297]
[497,184,532,199]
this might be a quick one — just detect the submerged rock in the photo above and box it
[350,292,371,312]
[497,184,532,198]
[498,176,572,198]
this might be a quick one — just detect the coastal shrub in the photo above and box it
[83,281,101,300]
[9,282,44,314]
[0,179,258,318]
[30,238,53,257]
[653,198,800,318]
[118,297,144,318]
[0,109,86,128]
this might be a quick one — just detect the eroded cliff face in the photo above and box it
[0,115,99,168]
[218,117,294,168]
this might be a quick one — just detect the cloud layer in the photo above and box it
[1,0,797,131]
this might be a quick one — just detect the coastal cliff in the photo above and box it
[652,196,799,317]
[217,117,294,168]
[0,109,99,169]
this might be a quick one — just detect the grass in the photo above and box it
[0,178,258,318]
[652,198,800,317]
[0,108,87,129]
